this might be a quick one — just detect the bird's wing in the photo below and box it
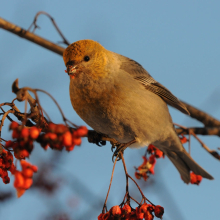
[119,55,189,115]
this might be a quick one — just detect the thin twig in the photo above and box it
[28,11,70,46]
[174,123,220,160]
[102,154,119,213]
[191,131,220,160]
[0,109,15,137]
[0,107,13,122]
[121,153,154,206]
[0,17,65,55]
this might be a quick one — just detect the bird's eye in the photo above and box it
[84,56,90,62]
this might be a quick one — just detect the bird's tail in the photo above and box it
[165,149,213,183]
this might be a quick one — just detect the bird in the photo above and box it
[63,39,213,183]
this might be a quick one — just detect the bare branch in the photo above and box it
[0,109,15,137]
[176,126,220,137]
[28,11,70,46]
[0,17,65,55]
[181,101,220,127]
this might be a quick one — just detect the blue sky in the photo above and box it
[0,1,220,220]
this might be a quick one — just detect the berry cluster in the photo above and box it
[135,155,156,181]
[37,123,88,151]
[0,149,16,184]
[147,144,164,158]
[14,160,38,197]
[8,121,40,159]
[190,172,202,185]
[179,135,188,144]
[98,203,164,220]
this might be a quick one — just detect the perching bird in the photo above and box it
[63,39,213,183]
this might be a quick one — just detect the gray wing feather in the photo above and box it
[119,55,189,115]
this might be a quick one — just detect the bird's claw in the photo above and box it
[112,144,125,162]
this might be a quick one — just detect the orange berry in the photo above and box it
[22,168,33,178]
[47,123,57,132]
[20,160,31,169]
[4,161,11,169]
[48,133,57,140]
[12,130,19,139]
[9,164,16,174]
[75,126,88,137]
[97,213,104,220]
[5,140,14,148]
[9,121,19,130]
[110,205,121,216]
[31,165,38,173]
[155,149,163,158]
[122,204,131,215]
[102,212,110,220]
[144,211,154,220]
[136,210,144,219]
[0,159,4,168]
[6,151,13,163]
[21,127,29,138]
[73,137,82,146]
[154,205,164,218]
[3,176,10,184]
[23,178,33,189]
[14,171,25,188]
[62,131,73,147]
[19,149,29,159]
[2,149,8,157]
[30,127,40,139]
[55,124,68,134]
[140,203,149,213]
[65,145,75,152]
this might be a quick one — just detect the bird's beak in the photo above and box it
[65,65,77,76]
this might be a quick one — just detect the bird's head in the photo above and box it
[63,40,109,79]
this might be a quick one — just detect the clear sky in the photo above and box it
[0,1,220,220]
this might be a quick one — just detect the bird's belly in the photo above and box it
[70,79,173,147]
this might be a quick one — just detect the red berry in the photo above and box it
[62,131,72,147]
[31,165,38,173]
[5,140,14,148]
[73,137,82,146]
[140,203,149,213]
[66,145,75,152]
[110,205,121,216]
[154,205,164,218]
[20,160,31,169]
[47,123,57,133]
[75,126,88,137]
[23,178,33,189]
[3,176,10,184]
[21,127,29,138]
[9,121,19,130]
[19,150,29,159]
[55,124,68,134]
[12,130,19,139]
[22,168,33,178]
[122,204,131,214]
[14,171,25,188]
[30,127,40,139]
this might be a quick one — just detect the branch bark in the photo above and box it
[0,17,65,55]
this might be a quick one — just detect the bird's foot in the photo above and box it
[112,139,136,161]
[87,130,106,147]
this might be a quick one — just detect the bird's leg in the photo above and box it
[87,130,107,147]
[112,139,136,161]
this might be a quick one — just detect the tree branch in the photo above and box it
[181,101,220,127]
[0,17,65,55]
